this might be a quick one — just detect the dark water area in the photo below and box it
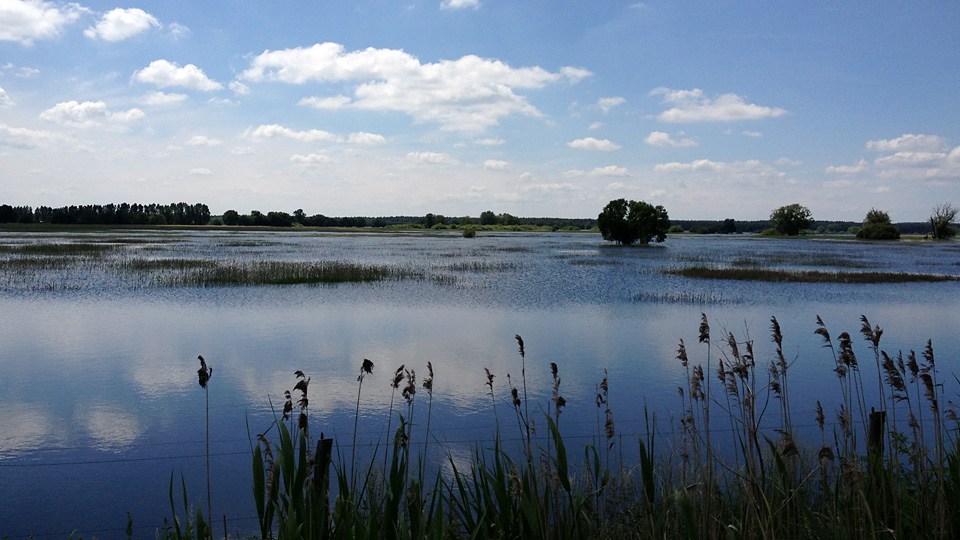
[1,230,958,538]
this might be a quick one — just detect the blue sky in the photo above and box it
[1,0,958,220]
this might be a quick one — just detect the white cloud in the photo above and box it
[644,131,697,148]
[242,42,590,131]
[475,138,505,146]
[39,100,144,128]
[567,137,621,151]
[142,91,187,105]
[187,135,221,146]
[133,59,223,91]
[825,142,960,183]
[228,81,250,95]
[441,0,480,9]
[742,131,762,137]
[774,157,803,166]
[407,151,455,164]
[655,159,788,184]
[865,134,948,153]
[0,122,60,148]
[244,124,341,143]
[0,86,8,105]
[597,96,625,114]
[84,8,159,41]
[16,66,39,77]
[522,183,579,193]
[825,159,869,175]
[483,159,508,170]
[189,168,212,176]
[560,67,592,83]
[0,0,85,45]
[588,122,604,130]
[650,87,787,123]
[231,146,254,156]
[347,132,385,144]
[291,153,334,163]
[166,22,189,40]
[566,166,629,178]
[299,95,352,109]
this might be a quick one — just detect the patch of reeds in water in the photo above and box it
[0,242,120,256]
[668,265,960,283]
[632,290,735,304]
[159,259,422,286]
[436,261,519,272]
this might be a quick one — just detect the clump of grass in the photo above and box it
[161,260,422,286]
[668,265,960,283]
[632,291,735,304]
[437,261,519,272]
[0,243,119,256]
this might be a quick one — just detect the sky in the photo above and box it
[1,0,958,221]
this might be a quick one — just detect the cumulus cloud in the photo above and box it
[475,138,505,146]
[0,86,8,105]
[244,124,341,143]
[187,135,221,146]
[0,122,60,148]
[291,153,334,163]
[189,168,212,176]
[565,166,629,178]
[825,159,869,175]
[650,87,787,123]
[826,137,960,182]
[347,132,385,144]
[39,100,145,128]
[522,183,579,193]
[483,159,508,170]
[0,0,85,45]
[774,157,803,166]
[133,59,223,91]
[228,81,250,95]
[441,0,480,9]
[84,8,159,41]
[655,159,788,184]
[166,22,189,39]
[597,97,625,114]
[241,42,591,131]
[644,131,697,148]
[407,151,455,164]
[865,134,948,153]
[567,137,621,151]
[142,91,187,105]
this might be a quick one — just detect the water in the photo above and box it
[1,230,958,538]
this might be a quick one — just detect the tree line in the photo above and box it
[0,203,211,226]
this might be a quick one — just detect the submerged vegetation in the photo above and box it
[667,266,960,283]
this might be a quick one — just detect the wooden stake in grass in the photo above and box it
[196,355,213,540]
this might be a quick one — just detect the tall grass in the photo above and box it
[142,316,960,540]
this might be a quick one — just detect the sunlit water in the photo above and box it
[1,230,958,538]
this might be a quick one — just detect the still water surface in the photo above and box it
[1,230,958,538]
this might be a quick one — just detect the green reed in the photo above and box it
[125,315,960,540]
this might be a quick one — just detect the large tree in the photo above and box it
[597,199,670,245]
[930,203,957,240]
[856,208,900,240]
[770,203,812,236]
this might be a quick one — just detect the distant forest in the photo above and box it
[0,202,938,235]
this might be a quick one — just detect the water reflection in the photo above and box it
[0,231,958,538]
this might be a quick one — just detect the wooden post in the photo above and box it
[868,407,887,457]
[315,433,334,537]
